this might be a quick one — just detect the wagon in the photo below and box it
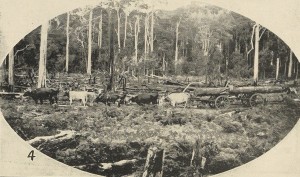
[184,83,290,109]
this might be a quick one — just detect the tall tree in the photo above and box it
[134,15,140,65]
[288,49,293,78]
[66,12,70,73]
[253,23,260,84]
[107,9,115,91]
[87,9,93,75]
[174,18,181,73]
[37,21,49,88]
[8,48,14,89]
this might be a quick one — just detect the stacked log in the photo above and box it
[229,86,285,94]
[194,88,229,96]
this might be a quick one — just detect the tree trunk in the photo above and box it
[276,58,280,80]
[142,147,164,177]
[117,8,121,51]
[162,52,165,74]
[134,16,140,65]
[150,10,154,52]
[98,10,102,48]
[87,10,93,75]
[144,14,149,75]
[123,14,128,48]
[108,10,115,91]
[253,23,260,84]
[288,49,293,78]
[284,60,287,79]
[8,48,14,91]
[190,139,206,177]
[37,21,49,88]
[175,21,180,73]
[0,60,5,84]
[295,61,299,82]
[66,12,70,73]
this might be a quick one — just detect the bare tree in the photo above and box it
[87,9,93,75]
[37,21,49,88]
[174,18,181,73]
[8,48,14,90]
[288,49,293,78]
[66,12,70,73]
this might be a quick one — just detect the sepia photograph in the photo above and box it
[0,0,300,177]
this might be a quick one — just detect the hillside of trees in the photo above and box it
[2,0,299,88]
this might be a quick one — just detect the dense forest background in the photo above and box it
[6,0,299,84]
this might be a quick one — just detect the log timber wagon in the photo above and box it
[184,83,291,109]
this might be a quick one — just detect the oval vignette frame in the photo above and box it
[0,0,300,177]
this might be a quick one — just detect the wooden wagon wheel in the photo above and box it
[240,94,250,106]
[208,96,216,108]
[215,95,230,109]
[249,93,265,107]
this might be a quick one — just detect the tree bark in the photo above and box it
[87,10,93,75]
[37,21,49,88]
[66,12,70,73]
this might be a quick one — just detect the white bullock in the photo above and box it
[68,91,88,106]
[160,92,191,108]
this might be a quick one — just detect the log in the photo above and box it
[27,130,76,145]
[74,159,137,176]
[229,86,285,94]
[193,87,229,96]
[99,159,138,170]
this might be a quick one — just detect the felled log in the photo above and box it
[99,159,138,171]
[193,87,229,96]
[73,159,138,176]
[229,86,285,94]
[163,80,185,86]
[142,147,165,177]
[27,130,76,146]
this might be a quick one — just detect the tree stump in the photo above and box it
[190,139,207,177]
[142,147,165,177]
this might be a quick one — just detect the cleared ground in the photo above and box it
[1,91,300,176]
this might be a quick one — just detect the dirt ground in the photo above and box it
[1,90,300,177]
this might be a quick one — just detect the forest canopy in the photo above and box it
[7,0,299,84]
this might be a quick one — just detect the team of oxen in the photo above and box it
[22,87,191,108]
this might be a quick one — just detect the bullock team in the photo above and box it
[22,87,191,108]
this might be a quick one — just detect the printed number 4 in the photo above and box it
[27,150,36,161]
